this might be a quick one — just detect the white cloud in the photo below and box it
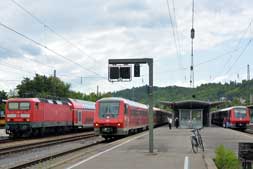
[0,0,252,94]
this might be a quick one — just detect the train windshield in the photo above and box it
[8,102,30,110]
[234,108,247,118]
[99,101,120,118]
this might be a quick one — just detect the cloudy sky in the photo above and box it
[0,0,252,94]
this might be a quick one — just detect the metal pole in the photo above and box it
[97,85,99,97]
[148,59,153,153]
[54,70,56,78]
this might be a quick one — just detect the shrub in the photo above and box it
[214,145,241,169]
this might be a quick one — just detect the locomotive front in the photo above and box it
[5,99,34,137]
[94,98,126,139]
[230,107,250,129]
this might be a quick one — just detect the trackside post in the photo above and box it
[108,58,154,153]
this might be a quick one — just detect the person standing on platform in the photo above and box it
[167,116,172,129]
[175,117,179,128]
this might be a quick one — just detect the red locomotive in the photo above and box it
[211,106,250,130]
[5,98,95,137]
[94,97,170,139]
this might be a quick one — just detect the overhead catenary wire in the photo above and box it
[194,19,252,68]
[0,44,108,92]
[171,0,185,58]
[0,21,105,79]
[221,20,252,69]
[223,39,252,75]
[0,22,127,93]
[10,0,97,62]
[165,0,181,62]
[0,45,55,70]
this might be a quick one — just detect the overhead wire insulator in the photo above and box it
[191,28,195,39]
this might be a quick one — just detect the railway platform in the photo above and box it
[59,126,252,169]
[0,129,8,137]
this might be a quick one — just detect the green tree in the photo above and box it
[0,90,7,111]
[16,74,71,98]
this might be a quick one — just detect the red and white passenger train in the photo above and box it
[211,106,250,130]
[94,97,170,139]
[5,98,95,137]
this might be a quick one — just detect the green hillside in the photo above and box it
[112,80,253,107]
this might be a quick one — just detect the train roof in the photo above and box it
[247,105,253,109]
[212,106,247,113]
[68,98,95,109]
[7,98,41,102]
[7,98,70,105]
[153,107,172,114]
[97,97,148,109]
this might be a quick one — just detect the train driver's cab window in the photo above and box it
[8,102,19,110]
[20,102,30,110]
[35,103,39,110]
[99,101,120,118]
[234,108,246,118]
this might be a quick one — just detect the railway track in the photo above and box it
[3,134,103,169]
[0,137,12,144]
[0,132,96,156]
[8,140,102,169]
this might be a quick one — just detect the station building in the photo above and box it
[160,100,223,128]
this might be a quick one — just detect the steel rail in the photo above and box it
[0,132,95,156]
[8,137,102,169]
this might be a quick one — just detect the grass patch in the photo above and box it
[214,145,241,169]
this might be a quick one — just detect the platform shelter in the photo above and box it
[160,100,223,128]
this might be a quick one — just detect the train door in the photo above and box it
[76,110,82,126]
[124,104,129,128]
[228,111,231,122]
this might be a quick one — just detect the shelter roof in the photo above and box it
[160,100,224,109]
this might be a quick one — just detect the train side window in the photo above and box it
[35,102,39,110]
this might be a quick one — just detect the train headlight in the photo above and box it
[117,123,121,127]
[95,123,99,127]
[7,114,16,118]
[21,114,30,118]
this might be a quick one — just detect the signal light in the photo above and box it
[109,66,120,80]
[134,64,140,77]
[120,67,131,79]
[108,65,132,82]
